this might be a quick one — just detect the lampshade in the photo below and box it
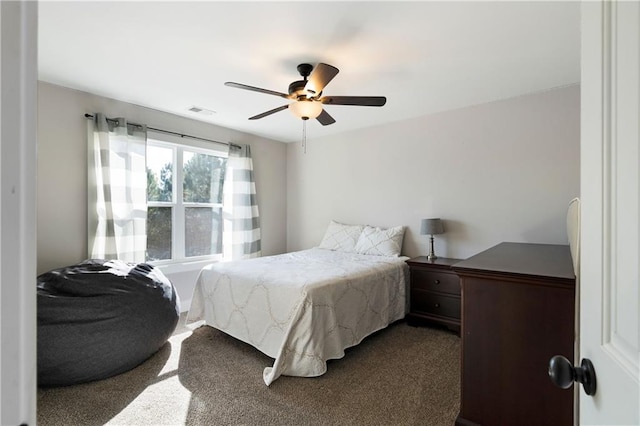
[420,218,444,235]
[289,100,323,120]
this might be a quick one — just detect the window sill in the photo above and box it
[151,256,221,275]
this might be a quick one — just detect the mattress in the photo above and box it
[187,248,409,385]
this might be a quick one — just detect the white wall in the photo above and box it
[37,82,287,308]
[287,85,580,260]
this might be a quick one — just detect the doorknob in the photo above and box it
[548,355,597,396]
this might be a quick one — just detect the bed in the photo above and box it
[187,222,408,385]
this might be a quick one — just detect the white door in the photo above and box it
[580,1,639,424]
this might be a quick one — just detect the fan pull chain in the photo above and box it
[302,120,307,154]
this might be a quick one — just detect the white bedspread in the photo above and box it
[187,248,409,385]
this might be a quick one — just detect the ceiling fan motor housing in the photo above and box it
[288,80,308,97]
[289,63,316,98]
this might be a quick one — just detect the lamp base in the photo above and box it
[427,235,438,261]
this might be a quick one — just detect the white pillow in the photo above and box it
[354,225,405,257]
[318,221,365,252]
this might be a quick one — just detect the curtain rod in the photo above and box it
[84,114,241,150]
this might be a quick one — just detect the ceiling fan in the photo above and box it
[225,63,386,126]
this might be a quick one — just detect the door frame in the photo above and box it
[0,1,38,424]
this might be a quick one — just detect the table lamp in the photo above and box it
[420,218,444,261]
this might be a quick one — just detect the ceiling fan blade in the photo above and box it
[320,96,387,107]
[248,104,289,120]
[305,63,339,95]
[316,109,336,126]
[225,82,291,99]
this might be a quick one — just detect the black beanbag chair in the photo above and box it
[37,259,180,386]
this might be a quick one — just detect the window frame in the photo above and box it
[146,131,228,268]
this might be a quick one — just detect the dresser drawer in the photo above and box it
[410,269,460,294]
[411,290,460,319]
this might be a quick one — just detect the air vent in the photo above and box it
[187,106,215,115]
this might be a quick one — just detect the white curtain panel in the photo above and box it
[223,144,262,260]
[88,113,147,262]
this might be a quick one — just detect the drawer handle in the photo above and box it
[434,303,440,308]
[434,280,440,285]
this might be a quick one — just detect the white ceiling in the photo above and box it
[38,1,581,143]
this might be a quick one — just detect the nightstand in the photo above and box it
[406,256,462,333]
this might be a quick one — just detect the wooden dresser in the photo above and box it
[453,242,576,426]
[406,257,462,333]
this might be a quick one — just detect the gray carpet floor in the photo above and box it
[37,316,460,425]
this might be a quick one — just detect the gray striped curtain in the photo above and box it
[88,113,147,262]
[223,144,262,260]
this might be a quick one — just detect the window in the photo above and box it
[145,137,227,263]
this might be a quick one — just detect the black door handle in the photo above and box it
[548,355,597,396]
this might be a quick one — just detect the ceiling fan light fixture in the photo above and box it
[289,100,323,120]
